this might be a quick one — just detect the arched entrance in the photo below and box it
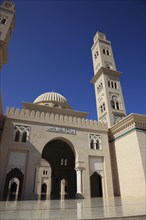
[3,168,24,200]
[42,139,76,199]
[90,172,103,197]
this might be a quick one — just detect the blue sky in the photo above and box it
[1,0,146,120]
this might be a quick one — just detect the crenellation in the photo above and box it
[6,107,107,131]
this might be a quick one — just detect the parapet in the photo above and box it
[6,107,108,132]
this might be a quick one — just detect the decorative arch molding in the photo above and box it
[42,136,77,161]
[90,170,103,178]
[3,168,24,200]
[41,139,77,199]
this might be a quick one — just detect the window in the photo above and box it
[13,125,30,143]
[111,100,115,109]
[116,102,119,110]
[21,131,27,142]
[97,82,103,94]
[89,134,102,150]
[43,169,48,175]
[61,158,68,166]
[90,139,94,149]
[108,79,118,89]
[99,102,106,115]
[111,96,121,110]
[14,130,20,142]
[94,51,99,59]
[102,47,110,55]
[0,15,8,25]
[114,82,117,89]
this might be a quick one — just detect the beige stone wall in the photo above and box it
[111,129,146,197]
[0,107,114,200]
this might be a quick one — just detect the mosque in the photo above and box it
[0,1,146,201]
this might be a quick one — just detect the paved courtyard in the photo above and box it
[0,197,145,220]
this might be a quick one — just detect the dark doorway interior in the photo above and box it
[90,172,103,197]
[42,139,76,199]
[3,168,24,200]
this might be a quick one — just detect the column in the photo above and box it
[75,161,85,199]
[76,169,82,194]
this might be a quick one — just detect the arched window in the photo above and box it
[89,134,102,150]
[116,102,120,110]
[107,50,109,55]
[61,158,64,166]
[101,105,103,113]
[103,48,106,54]
[111,81,114,88]
[114,82,117,89]
[22,131,27,142]
[103,103,106,111]
[65,159,67,166]
[95,139,99,150]
[14,130,20,142]
[1,18,7,24]
[111,100,115,109]
[90,139,94,149]
[108,80,110,87]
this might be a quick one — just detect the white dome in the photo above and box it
[33,92,71,109]
[33,92,67,104]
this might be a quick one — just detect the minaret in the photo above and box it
[91,32,126,127]
[0,0,16,69]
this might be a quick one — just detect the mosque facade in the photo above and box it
[0,1,146,201]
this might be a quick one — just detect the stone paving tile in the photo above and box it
[0,197,145,220]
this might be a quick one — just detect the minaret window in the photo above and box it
[94,51,99,59]
[111,100,115,109]
[114,82,117,89]
[111,96,121,110]
[100,102,106,114]
[103,48,106,54]
[108,79,118,89]
[102,47,110,55]
[116,102,119,110]
[0,16,8,25]
[97,82,103,93]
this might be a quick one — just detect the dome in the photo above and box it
[33,92,71,109]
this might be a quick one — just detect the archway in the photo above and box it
[3,168,24,200]
[90,172,103,197]
[42,139,76,199]
[41,183,47,200]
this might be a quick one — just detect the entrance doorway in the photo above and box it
[3,168,24,200]
[42,139,76,199]
[90,172,103,197]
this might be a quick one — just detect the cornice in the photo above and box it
[91,67,122,84]
[109,113,146,141]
